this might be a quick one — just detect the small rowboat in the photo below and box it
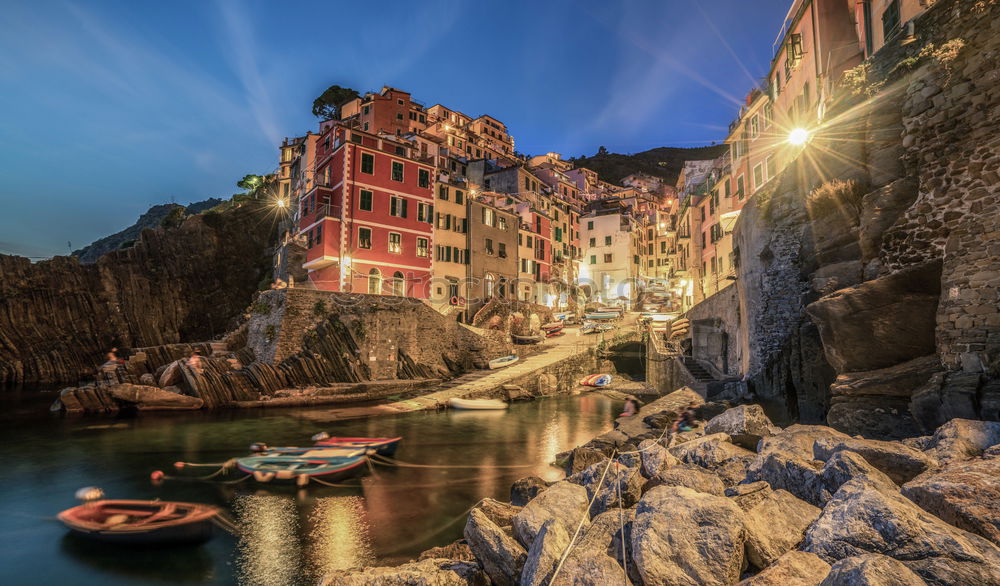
[489,354,519,369]
[581,322,614,334]
[584,311,618,320]
[580,374,613,387]
[545,330,565,338]
[448,397,509,410]
[58,500,219,545]
[237,450,369,485]
[512,334,544,345]
[541,321,564,331]
[313,435,401,456]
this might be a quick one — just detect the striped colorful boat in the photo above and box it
[584,311,619,320]
[311,434,402,456]
[579,374,613,387]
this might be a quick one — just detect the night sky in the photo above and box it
[0,0,790,258]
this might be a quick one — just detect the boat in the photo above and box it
[579,374,613,387]
[584,311,618,320]
[489,354,519,369]
[541,321,564,331]
[512,334,544,345]
[312,435,401,456]
[58,500,219,545]
[236,450,369,485]
[545,330,565,338]
[448,397,509,410]
[598,306,624,315]
[581,321,614,334]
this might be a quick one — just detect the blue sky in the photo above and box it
[0,0,789,258]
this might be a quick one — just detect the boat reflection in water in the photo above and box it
[305,496,373,577]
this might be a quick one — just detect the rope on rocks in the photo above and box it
[549,450,619,584]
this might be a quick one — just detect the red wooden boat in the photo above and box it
[312,435,401,456]
[58,500,219,545]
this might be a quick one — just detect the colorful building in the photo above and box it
[297,124,435,297]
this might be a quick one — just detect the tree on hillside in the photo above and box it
[312,85,360,120]
[597,146,609,156]
[237,174,277,199]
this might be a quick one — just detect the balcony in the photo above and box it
[302,203,342,226]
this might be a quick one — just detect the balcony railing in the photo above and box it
[303,203,342,224]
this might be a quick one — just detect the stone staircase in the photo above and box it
[680,356,716,383]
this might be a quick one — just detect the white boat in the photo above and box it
[448,397,509,410]
[488,354,519,369]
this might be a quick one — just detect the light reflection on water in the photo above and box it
[0,392,617,585]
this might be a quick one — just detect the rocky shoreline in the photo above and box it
[321,388,1000,585]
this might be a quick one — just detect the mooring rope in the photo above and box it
[371,454,539,470]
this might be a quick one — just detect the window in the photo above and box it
[604,236,612,246]
[417,237,429,257]
[524,177,530,190]
[590,255,597,265]
[787,32,804,66]
[498,216,507,231]
[439,185,449,200]
[360,153,374,174]
[485,274,495,297]
[724,178,731,198]
[766,156,776,181]
[587,221,594,230]
[455,189,464,204]
[604,253,613,263]
[418,202,433,223]
[750,115,760,139]
[322,166,331,186]
[498,243,507,258]
[484,178,491,190]
[314,224,322,246]
[736,175,745,199]
[363,122,369,131]
[418,169,430,188]
[589,237,596,247]
[359,227,372,249]
[392,272,405,296]
[391,161,404,182]
[660,241,667,254]
[388,232,402,254]
[351,133,362,144]
[362,105,370,115]
[359,189,373,211]
[390,196,408,218]
[753,163,764,191]
[368,269,381,295]
[763,104,773,129]
[485,238,494,255]
[882,0,901,42]
[396,113,404,121]
[482,207,495,227]
[395,146,406,156]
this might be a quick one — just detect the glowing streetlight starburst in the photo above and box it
[788,128,811,146]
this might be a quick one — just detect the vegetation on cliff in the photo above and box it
[569,144,728,186]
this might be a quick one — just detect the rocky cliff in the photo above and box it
[0,201,277,385]
[735,0,1000,437]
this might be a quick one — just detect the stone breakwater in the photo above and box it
[321,389,1000,585]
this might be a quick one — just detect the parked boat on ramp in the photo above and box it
[580,374,613,387]
[447,397,509,410]
[58,498,220,545]
[488,354,519,369]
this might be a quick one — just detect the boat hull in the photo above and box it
[488,355,519,369]
[58,500,218,546]
[236,454,369,484]
[313,437,401,457]
[448,397,509,410]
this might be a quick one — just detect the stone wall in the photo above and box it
[683,285,741,375]
[0,202,276,385]
[246,289,513,379]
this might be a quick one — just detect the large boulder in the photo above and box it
[562,446,609,476]
[463,508,527,586]
[567,459,643,518]
[920,418,1000,464]
[644,463,726,496]
[631,486,747,585]
[802,478,1000,585]
[548,508,636,584]
[512,481,590,549]
[472,498,521,528]
[813,437,936,485]
[825,355,941,439]
[755,425,851,461]
[158,359,183,387]
[320,558,488,586]
[901,455,1000,546]
[746,450,825,505]
[106,383,204,410]
[521,519,570,586]
[419,540,475,562]
[669,433,756,486]
[736,551,831,585]
[743,489,821,569]
[511,476,552,507]
[819,450,898,498]
[805,260,942,373]
[858,178,919,264]
[819,553,927,586]
[638,439,680,478]
[704,405,775,450]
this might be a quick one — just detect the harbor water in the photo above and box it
[0,390,617,585]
